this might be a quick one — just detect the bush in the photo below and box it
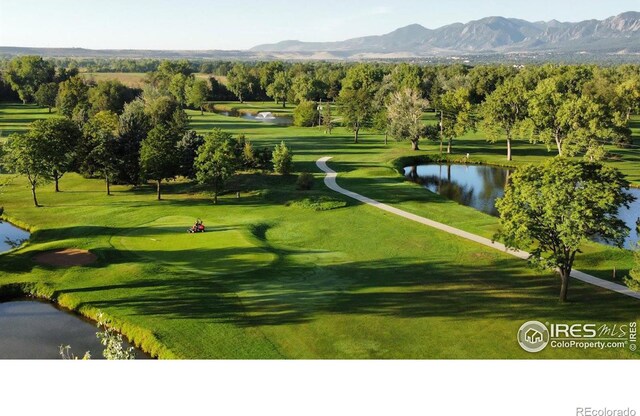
[254,147,273,171]
[287,196,347,211]
[202,102,216,113]
[296,172,314,190]
[293,100,319,127]
[272,141,293,175]
[242,141,256,169]
[625,243,640,291]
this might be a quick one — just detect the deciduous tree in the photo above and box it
[186,79,210,115]
[266,71,291,107]
[439,87,474,154]
[387,89,429,151]
[496,158,634,301]
[194,129,237,204]
[80,111,121,195]
[227,64,254,103]
[480,77,528,161]
[338,88,373,144]
[88,80,136,114]
[140,125,178,200]
[34,82,58,113]
[293,100,319,127]
[2,132,51,207]
[117,98,151,184]
[30,118,81,192]
[3,56,55,104]
[56,76,89,119]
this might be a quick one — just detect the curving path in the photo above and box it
[316,156,640,301]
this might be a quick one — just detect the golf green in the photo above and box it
[116,216,275,275]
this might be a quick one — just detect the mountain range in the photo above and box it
[2,12,639,62]
[251,11,640,56]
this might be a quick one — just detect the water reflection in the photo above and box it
[0,300,148,359]
[405,164,639,249]
[0,221,30,253]
[212,109,292,125]
[405,164,512,216]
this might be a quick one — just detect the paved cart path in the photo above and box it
[316,156,640,301]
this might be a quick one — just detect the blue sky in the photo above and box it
[0,0,637,49]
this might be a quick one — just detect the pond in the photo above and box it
[405,163,640,249]
[214,109,293,126]
[0,300,148,359]
[241,113,293,125]
[0,221,30,253]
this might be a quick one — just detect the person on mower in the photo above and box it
[188,219,205,233]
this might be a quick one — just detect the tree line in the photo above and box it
[201,60,639,161]
[329,62,639,161]
[3,57,638,163]
[0,58,295,206]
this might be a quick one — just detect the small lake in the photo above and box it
[214,109,292,126]
[405,164,640,249]
[241,114,292,125]
[0,300,148,359]
[0,221,30,253]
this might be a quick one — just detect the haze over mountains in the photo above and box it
[252,12,640,57]
[1,12,638,62]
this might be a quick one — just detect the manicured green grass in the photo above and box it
[0,104,58,139]
[1,103,639,359]
[115,215,276,275]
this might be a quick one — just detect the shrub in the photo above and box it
[242,141,256,169]
[287,196,347,211]
[296,172,314,190]
[254,147,273,171]
[625,242,640,291]
[293,100,319,127]
[202,102,216,113]
[272,141,293,175]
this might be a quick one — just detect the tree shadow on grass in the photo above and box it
[50,255,640,328]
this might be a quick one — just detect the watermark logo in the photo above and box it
[517,321,549,353]
[517,320,637,353]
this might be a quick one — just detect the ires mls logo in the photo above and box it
[517,321,638,353]
[517,321,550,353]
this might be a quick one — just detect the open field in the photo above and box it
[0,103,639,359]
[80,72,148,88]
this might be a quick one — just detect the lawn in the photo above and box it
[0,103,639,359]
[0,104,58,138]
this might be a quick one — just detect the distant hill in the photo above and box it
[1,12,639,63]
[0,47,252,59]
[251,12,640,56]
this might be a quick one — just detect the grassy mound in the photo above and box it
[116,216,275,275]
[286,196,347,211]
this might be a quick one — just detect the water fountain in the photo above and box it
[255,112,276,120]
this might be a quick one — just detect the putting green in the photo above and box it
[116,216,276,275]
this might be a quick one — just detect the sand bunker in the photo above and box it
[34,249,97,267]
